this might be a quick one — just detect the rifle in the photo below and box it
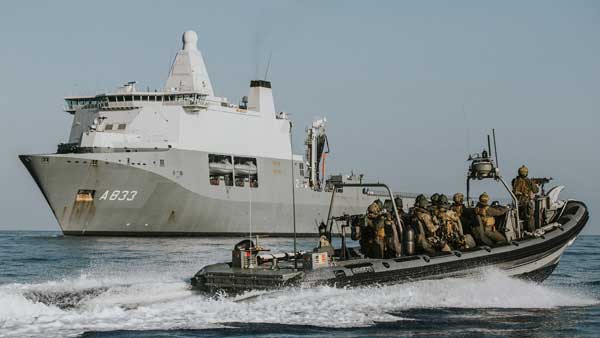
[531,177,553,195]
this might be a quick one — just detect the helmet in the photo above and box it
[518,165,529,177]
[415,194,427,209]
[416,197,428,209]
[453,193,464,204]
[375,199,383,208]
[438,194,449,206]
[383,199,393,211]
[368,201,380,214]
[479,192,490,205]
[394,196,403,209]
[430,193,440,205]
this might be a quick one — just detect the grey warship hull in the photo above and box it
[20,149,382,236]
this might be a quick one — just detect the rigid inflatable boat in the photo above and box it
[191,137,589,295]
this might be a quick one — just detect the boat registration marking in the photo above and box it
[98,190,138,201]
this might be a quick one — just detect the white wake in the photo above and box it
[0,268,596,338]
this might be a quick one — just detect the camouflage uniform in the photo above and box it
[435,195,475,250]
[473,193,508,246]
[364,200,386,258]
[412,195,451,255]
[512,165,539,232]
[450,193,465,219]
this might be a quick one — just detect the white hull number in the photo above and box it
[99,190,138,201]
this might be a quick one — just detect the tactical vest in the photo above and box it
[451,203,464,218]
[415,208,437,237]
[475,205,495,230]
[513,177,536,201]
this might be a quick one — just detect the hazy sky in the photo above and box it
[0,1,598,233]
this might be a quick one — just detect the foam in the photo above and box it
[0,269,596,338]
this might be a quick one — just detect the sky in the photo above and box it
[0,1,598,233]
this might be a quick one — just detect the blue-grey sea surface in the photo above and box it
[0,232,598,338]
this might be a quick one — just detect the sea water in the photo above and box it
[0,232,598,338]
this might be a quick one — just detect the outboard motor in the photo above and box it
[404,227,415,256]
[232,239,257,269]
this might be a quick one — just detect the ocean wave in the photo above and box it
[0,268,597,338]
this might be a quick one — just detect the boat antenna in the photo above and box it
[289,121,298,269]
[492,128,499,169]
[249,164,253,244]
[263,51,273,81]
[487,134,492,158]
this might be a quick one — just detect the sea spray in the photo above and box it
[1,268,596,338]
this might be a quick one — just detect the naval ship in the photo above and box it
[20,31,400,236]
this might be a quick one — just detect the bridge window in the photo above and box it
[105,124,113,130]
[118,123,126,130]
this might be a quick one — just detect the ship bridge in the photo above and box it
[61,30,291,161]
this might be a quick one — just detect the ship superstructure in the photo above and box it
[20,31,407,236]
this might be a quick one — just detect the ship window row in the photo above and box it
[103,123,126,131]
[106,94,205,102]
[209,154,258,188]
[65,93,207,110]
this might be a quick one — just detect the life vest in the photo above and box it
[476,205,496,230]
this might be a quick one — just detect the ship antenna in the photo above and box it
[289,121,298,269]
[263,51,273,81]
[492,128,499,169]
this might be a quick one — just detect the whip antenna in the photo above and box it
[289,121,298,269]
[263,51,273,81]
[492,128,499,169]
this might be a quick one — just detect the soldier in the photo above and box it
[429,193,440,212]
[411,195,451,255]
[512,165,539,232]
[451,193,465,219]
[473,192,508,246]
[380,199,402,257]
[364,200,386,258]
[435,195,476,250]
[394,196,410,225]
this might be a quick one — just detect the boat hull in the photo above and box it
[19,149,390,236]
[192,201,588,293]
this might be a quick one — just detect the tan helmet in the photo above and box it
[453,193,464,204]
[368,201,380,214]
[479,192,489,205]
[518,165,529,177]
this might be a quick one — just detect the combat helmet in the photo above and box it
[394,196,403,209]
[438,194,449,209]
[367,201,381,214]
[383,199,394,212]
[430,193,440,206]
[453,192,464,204]
[479,192,490,205]
[415,194,428,209]
[518,165,529,177]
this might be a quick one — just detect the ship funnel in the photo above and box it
[247,80,275,115]
[164,30,214,96]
